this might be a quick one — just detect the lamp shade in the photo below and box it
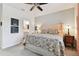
[66,25,71,29]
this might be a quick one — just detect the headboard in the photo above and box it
[40,23,64,37]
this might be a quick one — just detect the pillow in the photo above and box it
[47,29,59,34]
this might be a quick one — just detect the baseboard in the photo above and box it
[1,41,21,49]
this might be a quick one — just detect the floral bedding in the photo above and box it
[25,34,65,56]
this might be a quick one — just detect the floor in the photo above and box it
[0,44,38,56]
[65,47,78,56]
[0,44,78,56]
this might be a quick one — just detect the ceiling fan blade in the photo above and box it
[38,3,48,5]
[37,6,43,11]
[30,6,35,11]
[25,3,48,5]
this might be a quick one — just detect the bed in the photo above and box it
[24,23,65,56]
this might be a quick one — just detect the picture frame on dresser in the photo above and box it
[11,18,19,33]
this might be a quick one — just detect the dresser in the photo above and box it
[63,35,75,48]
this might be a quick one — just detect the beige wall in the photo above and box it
[35,8,75,36]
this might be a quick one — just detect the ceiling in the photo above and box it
[6,3,76,18]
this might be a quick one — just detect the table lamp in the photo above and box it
[66,25,71,35]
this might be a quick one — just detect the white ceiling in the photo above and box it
[6,3,76,18]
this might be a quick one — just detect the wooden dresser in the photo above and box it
[63,35,75,48]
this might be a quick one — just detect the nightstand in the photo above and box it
[63,35,75,48]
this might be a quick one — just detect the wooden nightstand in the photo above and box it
[63,35,75,48]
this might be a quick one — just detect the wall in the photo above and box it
[1,4,28,49]
[0,4,2,48]
[76,4,79,55]
[0,4,2,19]
[35,8,75,36]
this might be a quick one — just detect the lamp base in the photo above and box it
[68,29,70,35]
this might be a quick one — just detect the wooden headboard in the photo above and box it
[40,23,64,37]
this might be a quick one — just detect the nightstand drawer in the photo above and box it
[65,36,74,43]
[63,36,74,48]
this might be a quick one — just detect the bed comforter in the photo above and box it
[24,34,65,56]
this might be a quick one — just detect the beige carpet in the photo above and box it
[65,48,78,56]
[0,44,78,56]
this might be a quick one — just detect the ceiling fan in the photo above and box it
[25,3,48,11]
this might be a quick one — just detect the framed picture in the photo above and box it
[11,27,19,33]
[11,18,19,26]
[11,18,19,33]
